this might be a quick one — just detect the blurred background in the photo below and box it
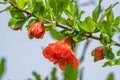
[0,0,120,80]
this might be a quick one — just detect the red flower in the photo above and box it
[28,21,45,39]
[42,37,79,70]
[94,46,104,60]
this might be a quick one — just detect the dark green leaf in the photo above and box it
[117,50,120,56]
[32,71,41,80]
[33,0,45,19]
[106,73,114,80]
[51,68,57,80]
[14,20,26,29]
[9,6,26,19]
[104,47,115,60]
[64,64,78,80]
[0,58,6,79]
[44,76,49,80]
[92,0,102,22]
[80,16,96,33]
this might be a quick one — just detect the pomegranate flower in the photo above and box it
[28,21,45,39]
[94,46,104,60]
[42,37,79,70]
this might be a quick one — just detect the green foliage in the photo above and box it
[117,50,120,56]
[32,0,45,19]
[97,20,114,37]
[48,0,70,20]
[100,33,110,45]
[114,58,120,65]
[112,16,120,32]
[32,71,41,80]
[9,6,26,19]
[73,30,86,43]
[17,0,29,10]
[64,64,78,80]
[49,28,64,40]
[106,73,114,80]
[104,47,115,60]
[92,0,102,22]
[8,18,26,30]
[51,68,57,80]
[80,16,96,33]
[0,58,6,79]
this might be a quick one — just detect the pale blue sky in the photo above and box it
[0,0,120,80]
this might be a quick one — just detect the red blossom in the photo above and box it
[94,46,104,60]
[42,37,79,70]
[28,21,45,39]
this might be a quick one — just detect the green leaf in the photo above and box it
[24,0,36,12]
[51,68,57,80]
[106,73,114,80]
[80,16,96,33]
[0,6,10,13]
[9,6,26,19]
[73,31,85,43]
[0,1,8,4]
[64,64,78,80]
[112,16,120,32]
[92,0,102,22]
[100,2,119,21]
[48,0,70,20]
[8,19,26,30]
[32,71,41,80]
[103,61,112,67]
[106,6,114,25]
[0,58,6,79]
[117,50,120,56]
[100,33,110,45]
[97,20,113,37]
[104,47,115,60]
[49,28,64,40]
[114,58,120,65]
[8,18,18,27]
[66,1,77,17]
[33,0,45,19]
[14,20,26,29]
[78,10,85,19]
[17,0,29,10]
[44,76,49,80]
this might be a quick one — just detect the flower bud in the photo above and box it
[94,46,104,60]
[28,21,45,39]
